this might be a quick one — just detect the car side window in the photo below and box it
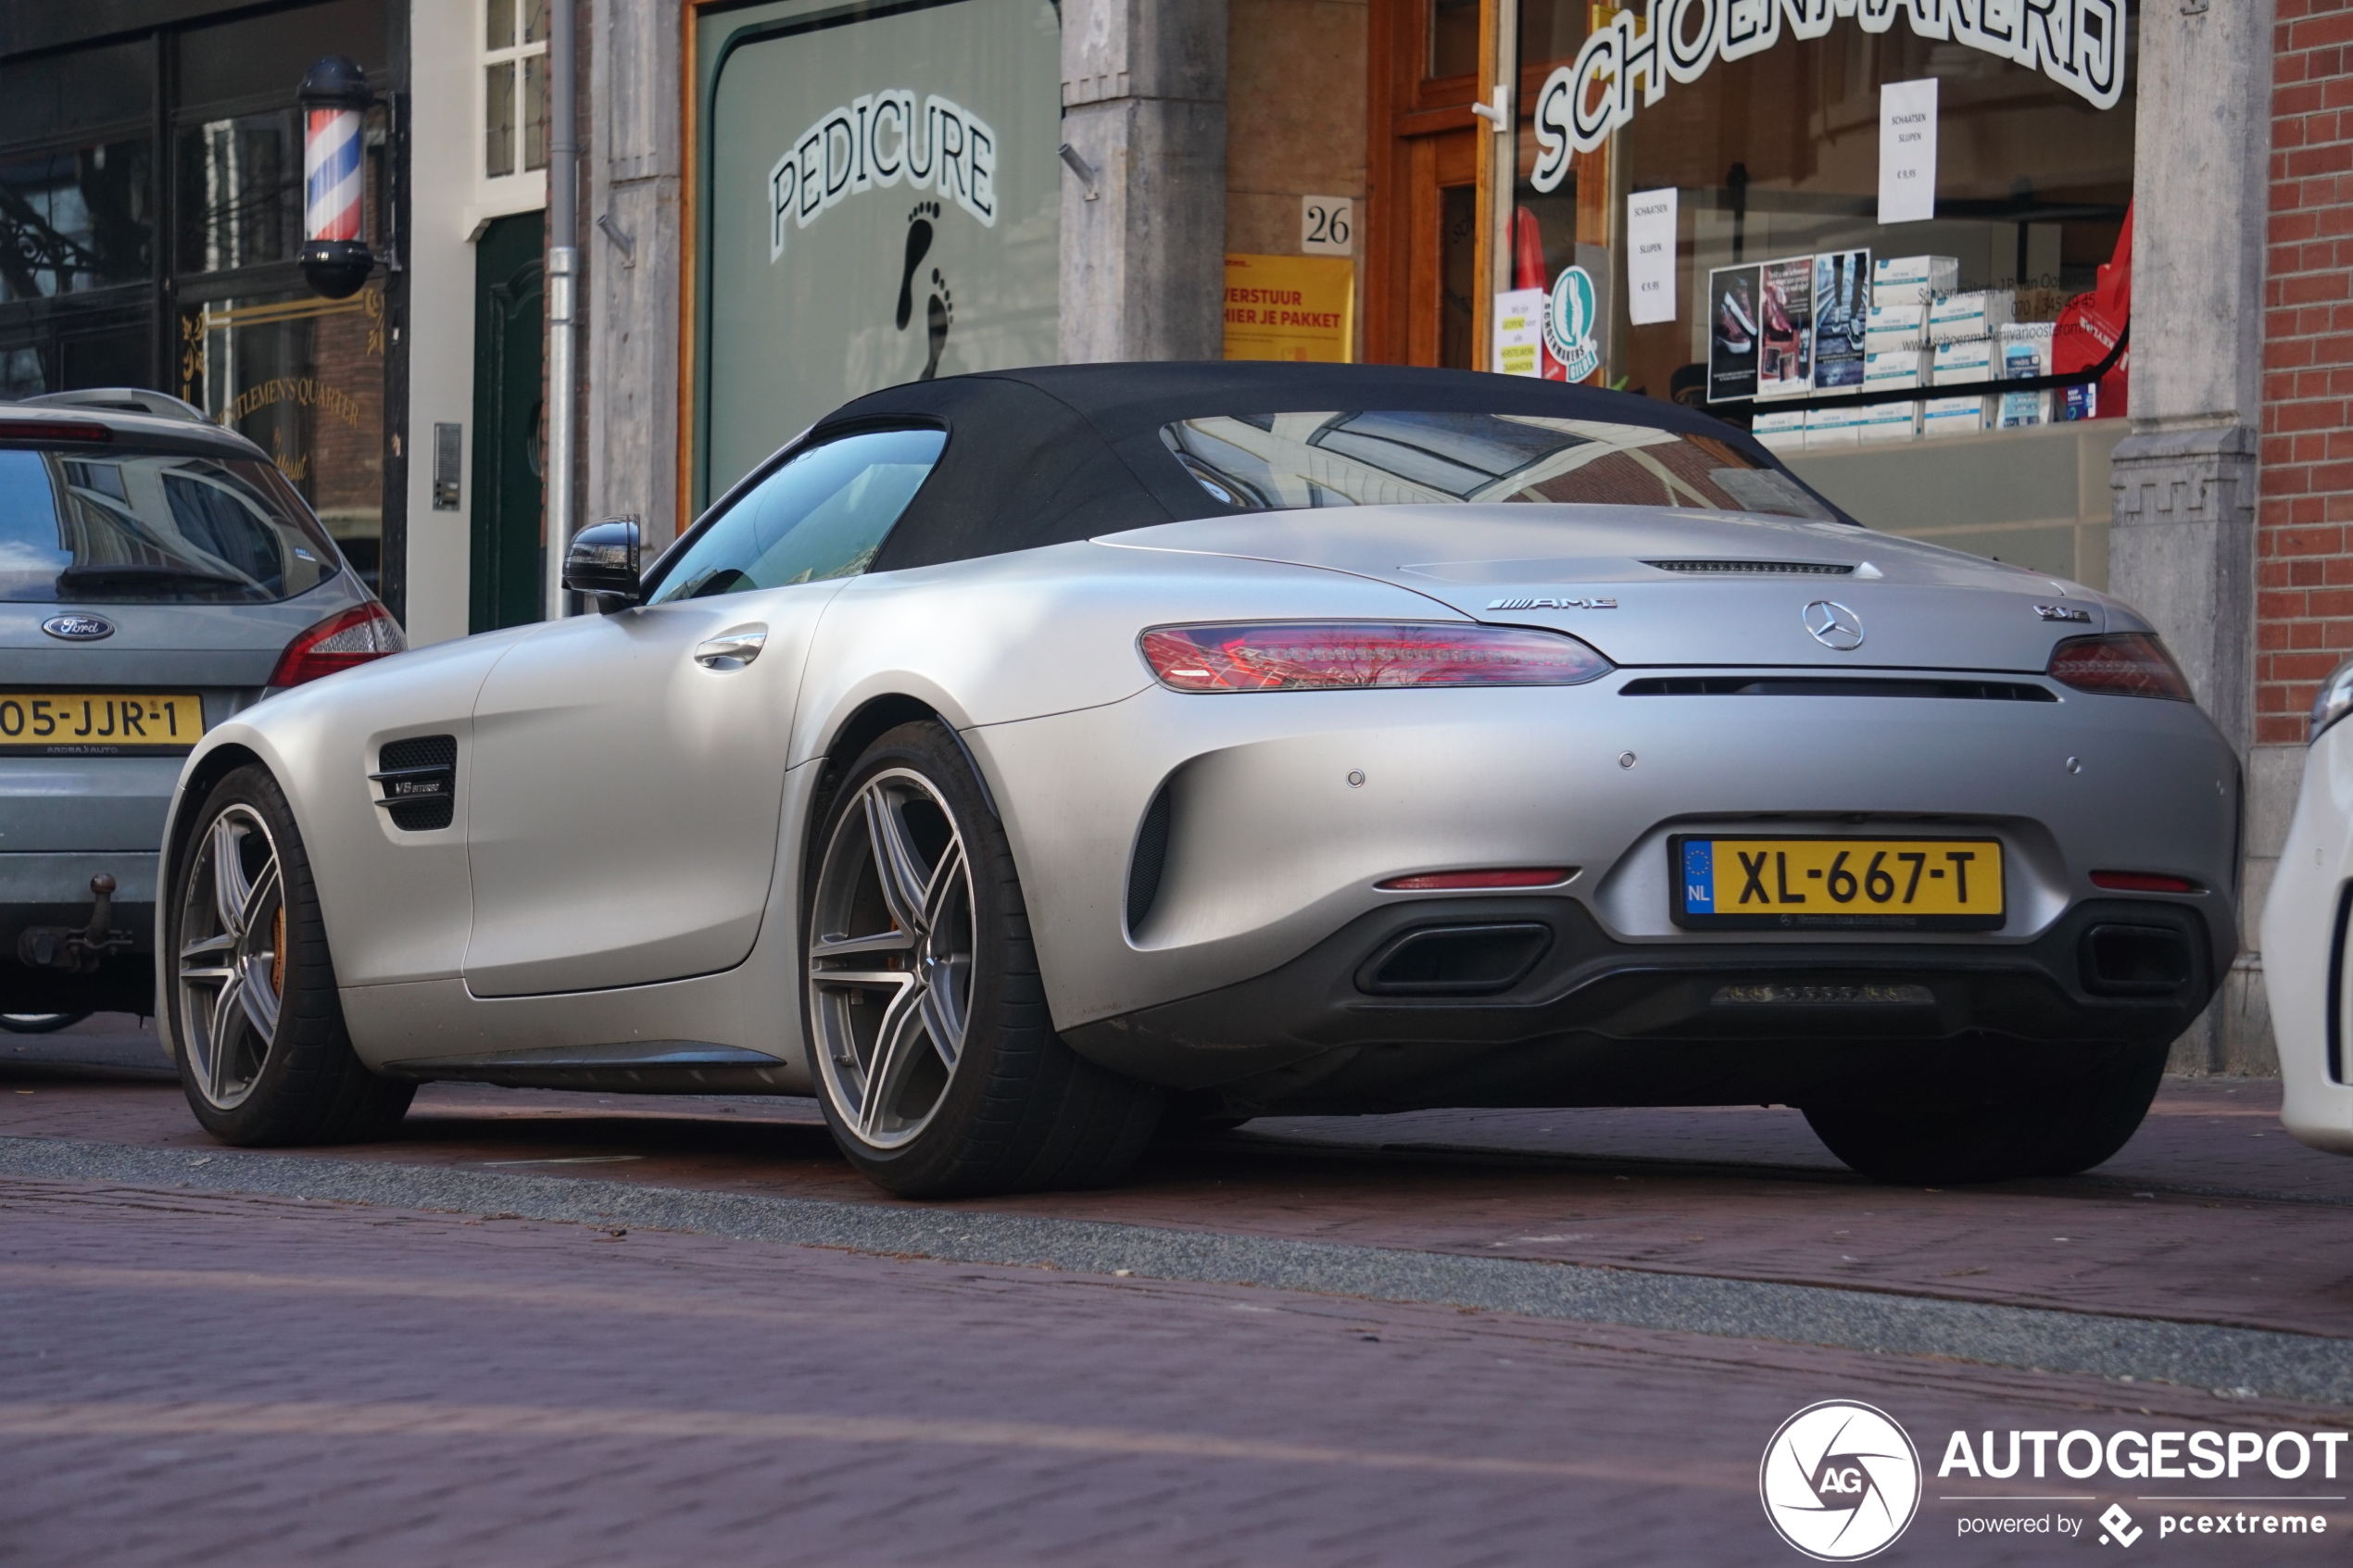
[648,426,946,604]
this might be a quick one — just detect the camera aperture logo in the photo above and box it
[1761,1401,1922,1561]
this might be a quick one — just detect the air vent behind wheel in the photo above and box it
[1126,784,1173,937]
[374,734,456,832]
[1643,558,1856,575]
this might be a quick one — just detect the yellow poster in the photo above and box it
[1223,254,1354,362]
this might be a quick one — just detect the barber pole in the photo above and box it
[304,105,363,245]
[295,56,374,298]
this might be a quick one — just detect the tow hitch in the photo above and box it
[17,874,138,972]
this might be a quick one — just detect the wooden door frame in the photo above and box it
[1366,0,1592,367]
[1366,0,1480,366]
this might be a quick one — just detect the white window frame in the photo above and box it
[475,0,548,220]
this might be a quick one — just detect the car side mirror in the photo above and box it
[563,518,641,610]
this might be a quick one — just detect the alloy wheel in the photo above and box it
[808,768,975,1148]
[176,804,287,1110]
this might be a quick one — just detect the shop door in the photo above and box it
[469,211,544,633]
[1407,129,1478,368]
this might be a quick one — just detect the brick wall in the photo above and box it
[2260,0,2353,744]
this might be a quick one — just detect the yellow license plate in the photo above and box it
[1673,836,2005,930]
[0,693,204,754]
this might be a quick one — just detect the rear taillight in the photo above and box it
[269,602,407,687]
[1378,869,1576,890]
[2090,872,2201,894]
[2046,633,2192,701]
[1140,621,1612,693]
[0,420,110,444]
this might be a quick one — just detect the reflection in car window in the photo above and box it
[0,446,342,603]
[649,426,946,604]
[1159,411,1838,521]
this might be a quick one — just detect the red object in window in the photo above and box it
[1378,869,1576,891]
[2046,633,2191,701]
[1139,622,1613,693]
[1512,207,1546,291]
[1511,207,1570,381]
[268,601,407,687]
[2055,202,2131,419]
[2090,871,2201,894]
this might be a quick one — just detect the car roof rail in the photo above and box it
[13,387,211,423]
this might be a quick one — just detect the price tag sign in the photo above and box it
[1626,189,1678,325]
[1878,79,1938,225]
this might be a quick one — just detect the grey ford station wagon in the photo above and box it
[0,389,402,1018]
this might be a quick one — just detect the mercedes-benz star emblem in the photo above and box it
[41,613,114,642]
[1804,600,1865,651]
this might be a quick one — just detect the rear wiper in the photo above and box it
[57,563,255,593]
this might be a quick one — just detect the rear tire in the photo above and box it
[1804,1040,2168,1184]
[164,764,413,1146]
[802,721,1163,1198]
[0,1012,91,1034]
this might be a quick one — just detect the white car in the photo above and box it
[2263,657,2353,1151]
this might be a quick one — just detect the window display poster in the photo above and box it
[1626,188,1678,326]
[1757,257,1814,397]
[1223,254,1356,362]
[1812,249,1869,392]
[1879,78,1938,225]
[1493,286,1545,376]
[1708,264,1761,402]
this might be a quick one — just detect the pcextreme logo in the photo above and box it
[1760,1400,1922,1561]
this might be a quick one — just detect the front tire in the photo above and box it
[803,721,1162,1197]
[1804,1040,2168,1184]
[165,764,413,1145]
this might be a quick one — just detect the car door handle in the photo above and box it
[694,626,768,671]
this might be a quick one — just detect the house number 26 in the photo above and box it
[1302,196,1353,257]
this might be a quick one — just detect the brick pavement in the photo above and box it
[2,1178,2345,1568]
[8,1039,2352,1340]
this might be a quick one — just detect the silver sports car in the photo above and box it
[156,364,2237,1195]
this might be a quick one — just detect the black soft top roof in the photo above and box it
[782,361,1793,573]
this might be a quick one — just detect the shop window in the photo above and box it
[178,0,387,116]
[174,112,300,273]
[0,139,154,300]
[1428,0,1478,80]
[484,0,550,181]
[0,346,41,398]
[0,40,152,149]
[1428,0,1589,81]
[1510,20,2133,421]
[179,286,387,594]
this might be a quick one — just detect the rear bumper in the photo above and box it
[0,853,157,1014]
[985,675,2243,1034]
[1063,895,2220,1113]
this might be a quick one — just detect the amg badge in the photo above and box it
[1487,596,1617,610]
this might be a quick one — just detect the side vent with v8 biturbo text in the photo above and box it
[372,734,456,831]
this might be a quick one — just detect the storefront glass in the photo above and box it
[695,0,1063,504]
[1427,6,2142,581]
[178,286,389,594]
[0,0,396,603]
[1504,19,2134,404]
